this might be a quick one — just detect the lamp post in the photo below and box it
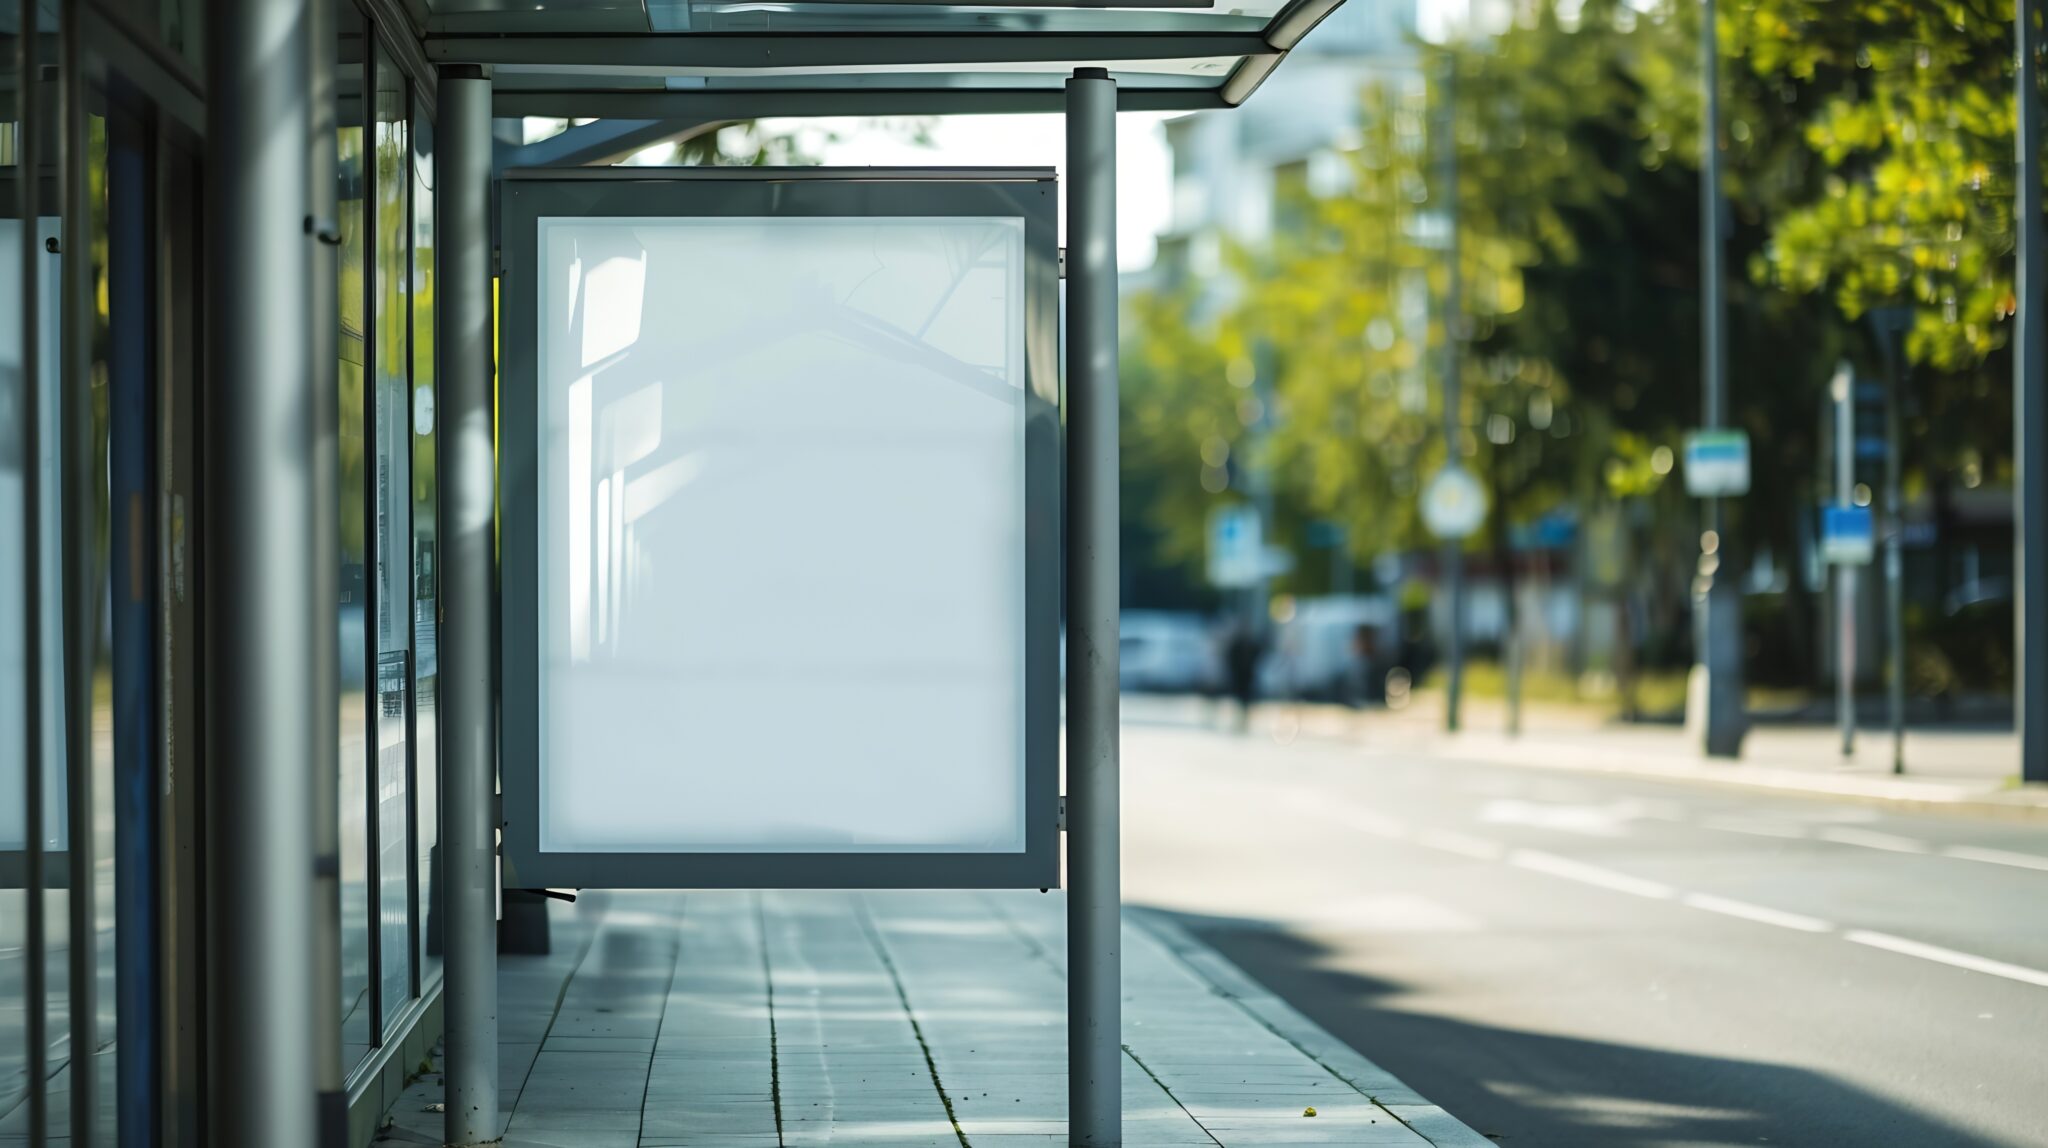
[1695,0,1746,757]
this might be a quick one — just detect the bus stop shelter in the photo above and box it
[10,1,1339,1146]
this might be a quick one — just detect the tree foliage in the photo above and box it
[1119,0,2028,680]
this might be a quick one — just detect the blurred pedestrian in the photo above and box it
[1348,624,1380,708]
[1225,618,1263,732]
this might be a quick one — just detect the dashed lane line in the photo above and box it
[1678,892,1832,933]
[1941,844,2048,872]
[1413,828,1506,862]
[1842,930,2048,990]
[1388,812,2048,990]
[1816,826,1929,854]
[1506,849,1676,900]
[1697,818,2048,874]
[1297,792,2048,989]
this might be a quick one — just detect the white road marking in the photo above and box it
[1817,826,1928,854]
[1333,808,1410,841]
[1843,931,2048,989]
[1414,828,1507,861]
[1941,845,2048,873]
[1678,892,1833,933]
[1699,817,1809,840]
[1697,818,2048,875]
[1317,808,2048,989]
[1330,806,2048,991]
[1283,791,1410,841]
[1507,849,1675,900]
[1476,798,1645,838]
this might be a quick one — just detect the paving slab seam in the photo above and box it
[636,894,688,1145]
[508,894,608,1121]
[975,890,1065,975]
[752,891,787,1147]
[1121,1044,1226,1147]
[853,894,971,1148]
[1129,909,1493,1148]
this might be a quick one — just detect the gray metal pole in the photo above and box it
[2018,0,2048,783]
[1506,625,1523,736]
[1066,66,1122,1148]
[1701,0,1725,438]
[308,0,347,1136]
[1696,0,1745,757]
[1883,333,1905,774]
[1250,342,1277,699]
[1438,50,1466,734]
[58,8,98,1144]
[204,0,321,1141]
[440,64,502,1148]
[1831,365,1859,756]
[15,2,48,1139]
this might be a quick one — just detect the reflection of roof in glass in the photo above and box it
[421,0,1347,114]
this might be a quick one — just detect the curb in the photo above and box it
[1421,736,2048,824]
[1130,909,1495,1148]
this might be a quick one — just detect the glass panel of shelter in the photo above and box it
[0,11,65,1138]
[336,0,375,1074]
[371,32,414,1030]
[411,109,441,993]
[0,0,443,1130]
[3,14,211,1136]
[336,0,441,1076]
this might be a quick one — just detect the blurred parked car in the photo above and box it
[1118,611,1225,694]
[1257,595,1398,704]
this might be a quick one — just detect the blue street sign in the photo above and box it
[1820,505,1875,565]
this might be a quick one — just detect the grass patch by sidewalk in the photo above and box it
[1414,659,1811,722]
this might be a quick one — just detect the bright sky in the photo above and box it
[756,114,1180,272]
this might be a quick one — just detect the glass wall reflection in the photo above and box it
[336,0,374,1072]
[3,2,450,1135]
[0,35,56,1134]
[84,106,118,1148]
[371,37,413,1025]
[410,112,441,989]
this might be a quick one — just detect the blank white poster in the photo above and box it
[534,215,1028,854]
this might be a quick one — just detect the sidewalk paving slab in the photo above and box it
[371,890,1488,1147]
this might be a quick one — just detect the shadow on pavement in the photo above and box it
[1148,907,2011,1148]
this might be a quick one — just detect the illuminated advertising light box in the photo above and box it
[498,169,1060,889]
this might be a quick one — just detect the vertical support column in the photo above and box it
[1835,365,1857,757]
[1437,51,1465,735]
[203,0,320,1142]
[1880,328,1906,774]
[60,6,101,1140]
[1695,0,1745,758]
[307,0,347,1137]
[2018,0,2048,784]
[15,0,48,1139]
[440,64,501,1148]
[1066,66,1122,1148]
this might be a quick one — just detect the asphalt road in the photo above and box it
[1120,707,2048,1148]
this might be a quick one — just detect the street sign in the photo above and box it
[1821,505,1875,565]
[1683,429,1750,497]
[1207,504,1291,588]
[1207,504,1262,588]
[1421,464,1487,540]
